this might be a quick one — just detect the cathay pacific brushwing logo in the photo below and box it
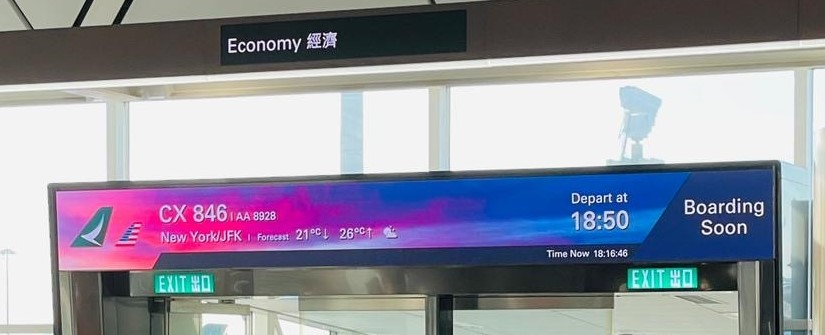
[71,207,113,247]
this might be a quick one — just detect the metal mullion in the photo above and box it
[106,101,129,181]
[428,86,450,172]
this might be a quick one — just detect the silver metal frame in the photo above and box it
[126,262,742,298]
[812,128,825,335]
[169,294,616,312]
[738,261,761,335]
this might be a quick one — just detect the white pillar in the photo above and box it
[106,101,129,181]
[341,92,364,174]
[795,69,813,169]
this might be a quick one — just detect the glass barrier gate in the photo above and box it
[124,263,770,335]
[159,292,741,335]
[49,162,786,335]
[61,262,776,334]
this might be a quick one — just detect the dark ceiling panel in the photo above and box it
[0,0,816,86]
[484,0,799,58]
[800,0,825,39]
[0,21,213,84]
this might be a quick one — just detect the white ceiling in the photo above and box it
[0,0,25,31]
[0,0,487,32]
[14,0,85,29]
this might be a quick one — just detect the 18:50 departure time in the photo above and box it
[572,210,630,231]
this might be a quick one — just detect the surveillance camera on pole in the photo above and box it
[607,86,664,165]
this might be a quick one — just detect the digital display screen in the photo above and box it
[154,272,215,294]
[627,267,699,290]
[52,165,777,271]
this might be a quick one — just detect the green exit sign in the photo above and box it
[154,273,215,294]
[627,267,698,290]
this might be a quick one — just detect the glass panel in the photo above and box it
[363,89,429,173]
[0,103,106,325]
[451,71,794,170]
[279,319,329,335]
[453,292,739,335]
[130,94,341,180]
[202,314,246,335]
[614,291,739,334]
[297,310,424,335]
[190,296,427,335]
[780,163,811,329]
[454,309,611,335]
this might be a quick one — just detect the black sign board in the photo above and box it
[220,10,467,66]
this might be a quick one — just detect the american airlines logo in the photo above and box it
[71,207,141,247]
[115,222,142,247]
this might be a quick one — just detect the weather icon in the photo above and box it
[383,226,398,239]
